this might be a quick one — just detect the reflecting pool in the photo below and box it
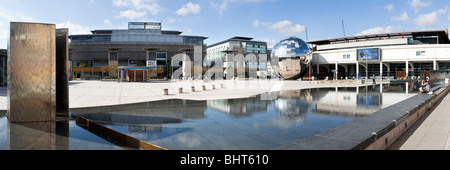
[0,111,134,150]
[71,83,421,150]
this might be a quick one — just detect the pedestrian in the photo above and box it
[423,80,432,94]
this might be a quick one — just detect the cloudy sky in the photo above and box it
[1,0,450,49]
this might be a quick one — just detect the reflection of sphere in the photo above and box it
[271,37,310,80]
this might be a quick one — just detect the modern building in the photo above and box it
[308,29,450,80]
[0,49,6,86]
[206,36,269,78]
[69,22,208,81]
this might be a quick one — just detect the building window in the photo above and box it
[109,51,118,60]
[156,52,167,66]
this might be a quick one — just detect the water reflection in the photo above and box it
[69,83,419,150]
[0,110,133,150]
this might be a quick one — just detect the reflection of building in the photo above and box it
[69,22,208,80]
[71,99,208,133]
[0,49,6,86]
[207,97,269,117]
[309,30,450,80]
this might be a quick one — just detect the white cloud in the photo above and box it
[263,38,277,48]
[357,26,402,36]
[56,21,91,35]
[113,0,161,16]
[414,11,439,27]
[391,11,410,22]
[104,19,112,25]
[385,4,394,12]
[118,10,147,20]
[253,19,260,27]
[409,0,430,12]
[176,2,201,16]
[260,20,306,36]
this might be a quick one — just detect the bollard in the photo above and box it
[202,85,206,91]
[212,85,215,90]
[163,89,169,95]
[191,86,195,92]
[178,88,183,94]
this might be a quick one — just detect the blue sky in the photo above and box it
[1,0,450,49]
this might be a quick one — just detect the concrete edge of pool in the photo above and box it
[74,116,168,150]
[273,84,450,150]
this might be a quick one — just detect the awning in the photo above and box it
[117,66,157,70]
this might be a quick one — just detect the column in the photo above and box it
[344,64,348,79]
[356,62,359,80]
[380,62,383,80]
[433,60,437,70]
[385,63,390,80]
[335,63,338,80]
[406,61,409,79]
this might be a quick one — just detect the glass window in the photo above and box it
[156,52,167,60]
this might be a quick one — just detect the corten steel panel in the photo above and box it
[56,28,69,117]
[7,22,56,123]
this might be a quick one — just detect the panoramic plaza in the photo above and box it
[2,0,450,154]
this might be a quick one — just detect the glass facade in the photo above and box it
[183,37,204,44]
[246,44,266,54]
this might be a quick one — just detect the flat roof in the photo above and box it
[308,29,450,45]
[208,36,267,48]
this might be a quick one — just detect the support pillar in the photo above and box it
[380,62,383,80]
[335,63,338,80]
[406,61,409,79]
[356,62,359,80]
[433,60,437,70]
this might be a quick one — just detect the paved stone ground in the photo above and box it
[389,90,450,150]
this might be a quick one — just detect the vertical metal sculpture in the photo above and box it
[7,22,69,123]
[56,28,69,116]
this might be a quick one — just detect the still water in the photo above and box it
[71,83,420,150]
[0,112,134,150]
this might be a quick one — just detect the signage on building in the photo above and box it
[147,60,157,68]
[357,48,380,61]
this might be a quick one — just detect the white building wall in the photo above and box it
[313,44,450,64]
[317,38,408,51]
